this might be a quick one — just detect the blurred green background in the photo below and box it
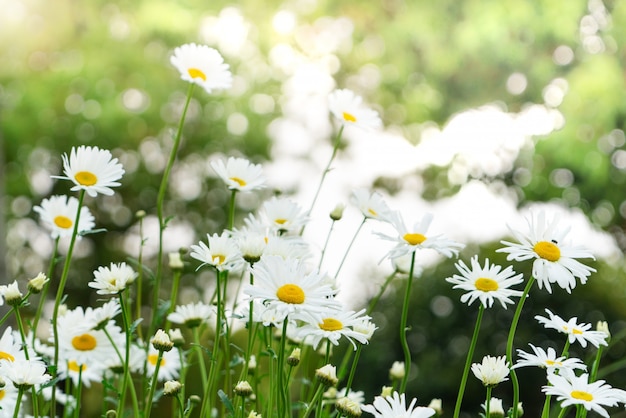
[2,0,626,416]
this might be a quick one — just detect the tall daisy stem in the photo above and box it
[51,188,86,409]
[153,83,195,335]
[506,276,535,418]
[334,217,366,278]
[143,350,165,418]
[484,385,492,418]
[452,304,485,418]
[228,189,237,231]
[32,237,59,342]
[399,252,416,393]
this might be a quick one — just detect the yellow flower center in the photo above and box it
[0,390,4,401]
[213,254,226,265]
[54,215,73,229]
[545,359,562,367]
[188,68,207,81]
[474,277,499,292]
[571,390,593,402]
[74,171,98,186]
[230,177,247,187]
[68,360,85,373]
[533,241,561,262]
[71,333,97,351]
[367,208,377,216]
[274,218,288,225]
[109,278,117,286]
[572,328,583,335]
[0,351,15,362]
[276,284,305,304]
[342,111,357,123]
[148,353,165,367]
[319,318,343,331]
[403,233,427,245]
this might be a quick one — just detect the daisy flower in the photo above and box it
[167,301,214,328]
[445,256,524,309]
[33,195,95,239]
[58,359,106,388]
[350,189,393,222]
[210,157,266,192]
[0,327,27,375]
[377,212,464,260]
[87,299,122,330]
[361,391,435,418]
[543,370,626,418]
[535,309,608,349]
[4,359,51,388]
[88,262,138,295]
[244,255,340,323]
[53,146,125,197]
[170,43,232,94]
[513,343,586,372]
[190,232,244,272]
[328,89,382,130]
[497,211,596,293]
[0,383,19,416]
[145,345,181,382]
[471,355,510,387]
[56,305,124,368]
[482,397,505,416]
[258,196,309,234]
[296,308,375,350]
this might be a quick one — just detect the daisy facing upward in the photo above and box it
[497,210,596,293]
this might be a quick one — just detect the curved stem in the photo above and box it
[303,124,345,234]
[506,276,535,418]
[317,220,336,270]
[399,252,416,393]
[143,350,165,418]
[32,237,59,341]
[153,83,195,336]
[452,305,485,418]
[343,344,363,395]
[51,189,86,409]
[334,217,366,278]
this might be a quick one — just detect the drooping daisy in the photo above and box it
[471,355,510,387]
[33,195,96,239]
[296,308,375,350]
[328,89,382,130]
[361,391,435,418]
[190,232,245,272]
[513,344,586,372]
[497,211,596,293]
[167,301,214,328]
[257,196,309,234]
[53,146,125,197]
[170,43,232,94]
[350,188,393,222]
[244,255,340,323]
[145,345,181,382]
[210,156,266,192]
[445,256,524,309]
[543,370,626,418]
[535,309,609,349]
[88,262,138,295]
[377,211,464,260]
[3,358,51,388]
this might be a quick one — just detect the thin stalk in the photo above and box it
[277,319,290,418]
[152,83,195,336]
[303,124,345,232]
[165,268,183,331]
[51,189,86,409]
[343,344,363,394]
[452,305,485,418]
[506,276,535,418]
[301,384,325,418]
[135,213,146,341]
[32,237,59,341]
[72,367,83,418]
[399,252,417,393]
[143,350,165,418]
[485,386,492,418]
[317,220,336,270]
[366,270,397,315]
[228,189,237,231]
[334,217,366,278]
[13,387,25,418]
[118,292,140,418]
[192,326,209,391]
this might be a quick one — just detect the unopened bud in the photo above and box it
[169,252,184,270]
[287,348,301,367]
[234,380,253,397]
[315,364,338,387]
[151,329,174,352]
[164,380,182,396]
[330,203,345,221]
[28,273,49,294]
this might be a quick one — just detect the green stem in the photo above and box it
[277,319,289,418]
[485,385,492,418]
[153,83,195,336]
[317,220,336,270]
[32,237,59,342]
[117,292,140,418]
[334,217,366,278]
[452,305,485,418]
[51,188,86,409]
[399,252,417,393]
[13,301,31,360]
[193,326,209,391]
[541,395,552,418]
[506,276,535,418]
[143,350,165,418]
[228,189,237,231]
[72,367,83,418]
[301,384,325,418]
[343,344,363,395]
[13,387,25,418]
[135,213,146,341]
[367,270,398,315]
[165,269,183,331]
[303,124,345,234]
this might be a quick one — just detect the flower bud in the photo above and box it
[597,321,610,341]
[169,252,184,270]
[4,281,23,306]
[28,273,49,294]
[389,361,405,380]
[427,398,443,415]
[151,329,174,352]
[168,328,185,346]
[380,386,393,397]
[234,380,253,397]
[287,348,301,367]
[336,397,362,418]
[330,203,345,221]
[164,380,182,396]
[315,364,338,387]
